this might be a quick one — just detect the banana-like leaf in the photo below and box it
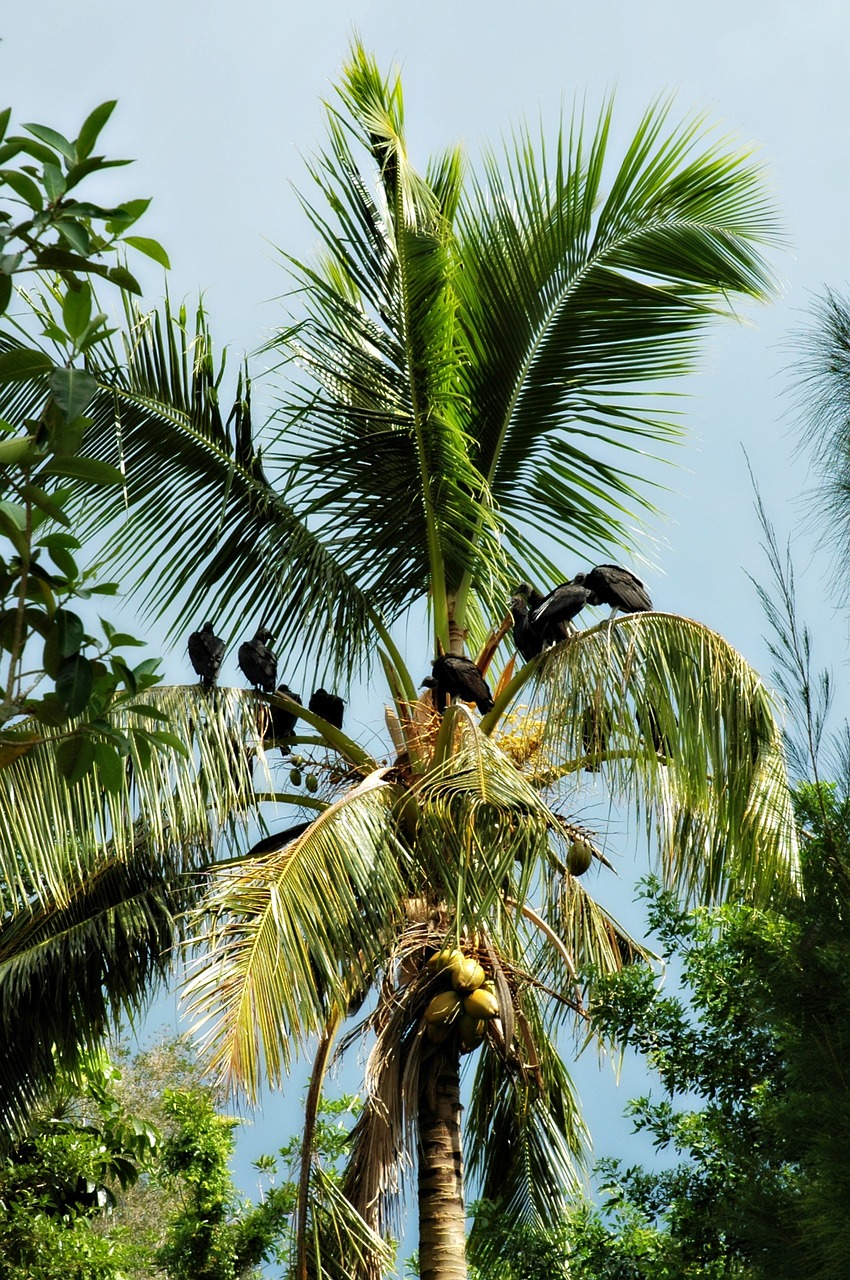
[183,771,408,1098]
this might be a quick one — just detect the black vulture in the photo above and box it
[531,582,591,643]
[510,583,547,661]
[187,621,225,690]
[571,564,653,614]
[638,702,674,759]
[264,684,303,746]
[425,654,494,715]
[581,703,613,771]
[308,688,345,730]
[238,628,277,693]
[246,819,313,858]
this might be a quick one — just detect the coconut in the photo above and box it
[458,1013,487,1052]
[463,986,499,1019]
[426,947,465,975]
[451,958,485,993]
[424,990,463,1026]
[567,838,593,876]
[426,1021,452,1044]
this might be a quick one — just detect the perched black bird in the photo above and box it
[510,583,547,661]
[638,702,674,759]
[187,621,225,690]
[531,582,591,643]
[425,654,494,715]
[264,684,303,745]
[309,687,345,730]
[571,564,653,614]
[581,702,613,771]
[238,628,277,693]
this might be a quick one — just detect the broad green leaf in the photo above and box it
[56,218,91,256]
[0,348,52,382]
[104,197,150,232]
[106,264,141,294]
[55,653,94,716]
[48,366,97,421]
[94,741,124,794]
[23,122,76,163]
[43,541,78,579]
[0,168,43,211]
[41,161,66,202]
[123,235,171,269]
[61,281,92,340]
[75,100,116,161]
[53,608,85,657]
[149,729,190,758]
[0,436,35,467]
[49,413,88,457]
[20,483,70,525]
[42,455,123,486]
[0,274,11,316]
[0,253,23,274]
[0,109,11,145]
[0,500,27,531]
[55,732,95,784]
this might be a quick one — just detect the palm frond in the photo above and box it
[183,770,408,1098]
[529,612,798,904]
[413,708,552,926]
[269,43,511,642]
[789,288,850,611]
[0,685,263,916]
[456,97,781,569]
[0,843,188,1141]
[466,990,588,1232]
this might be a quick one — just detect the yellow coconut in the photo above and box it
[451,958,485,993]
[463,986,499,1019]
[424,990,463,1026]
[458,1013,487,1052]
[426,1021,452,1044]
[426,947,465,975]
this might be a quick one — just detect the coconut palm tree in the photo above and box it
[0,42,797,1279]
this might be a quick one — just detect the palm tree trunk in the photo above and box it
[417,1040,467,1280]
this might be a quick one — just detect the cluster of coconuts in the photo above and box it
[423,947,500,1054]
[288,753,320,794]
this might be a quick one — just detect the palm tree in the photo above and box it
[0,43,796,1279]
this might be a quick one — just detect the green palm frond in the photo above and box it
[83,303,385,674]
[0,685,263,916]
[270,45,510,645]
[0,843,188,1141]
[413,708,552,925]
[466,992,588,1229]
[527,612,798,904]
[304,1163,394,1280]
[455,97,781,575]
[0,684,271,1135]
[183,770,408,1098]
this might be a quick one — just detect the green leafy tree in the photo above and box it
[0,1049,156,1280]
[0,48,798,1280]
[0,104,267,1138]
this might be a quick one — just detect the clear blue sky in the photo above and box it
[4,0,850,1258]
